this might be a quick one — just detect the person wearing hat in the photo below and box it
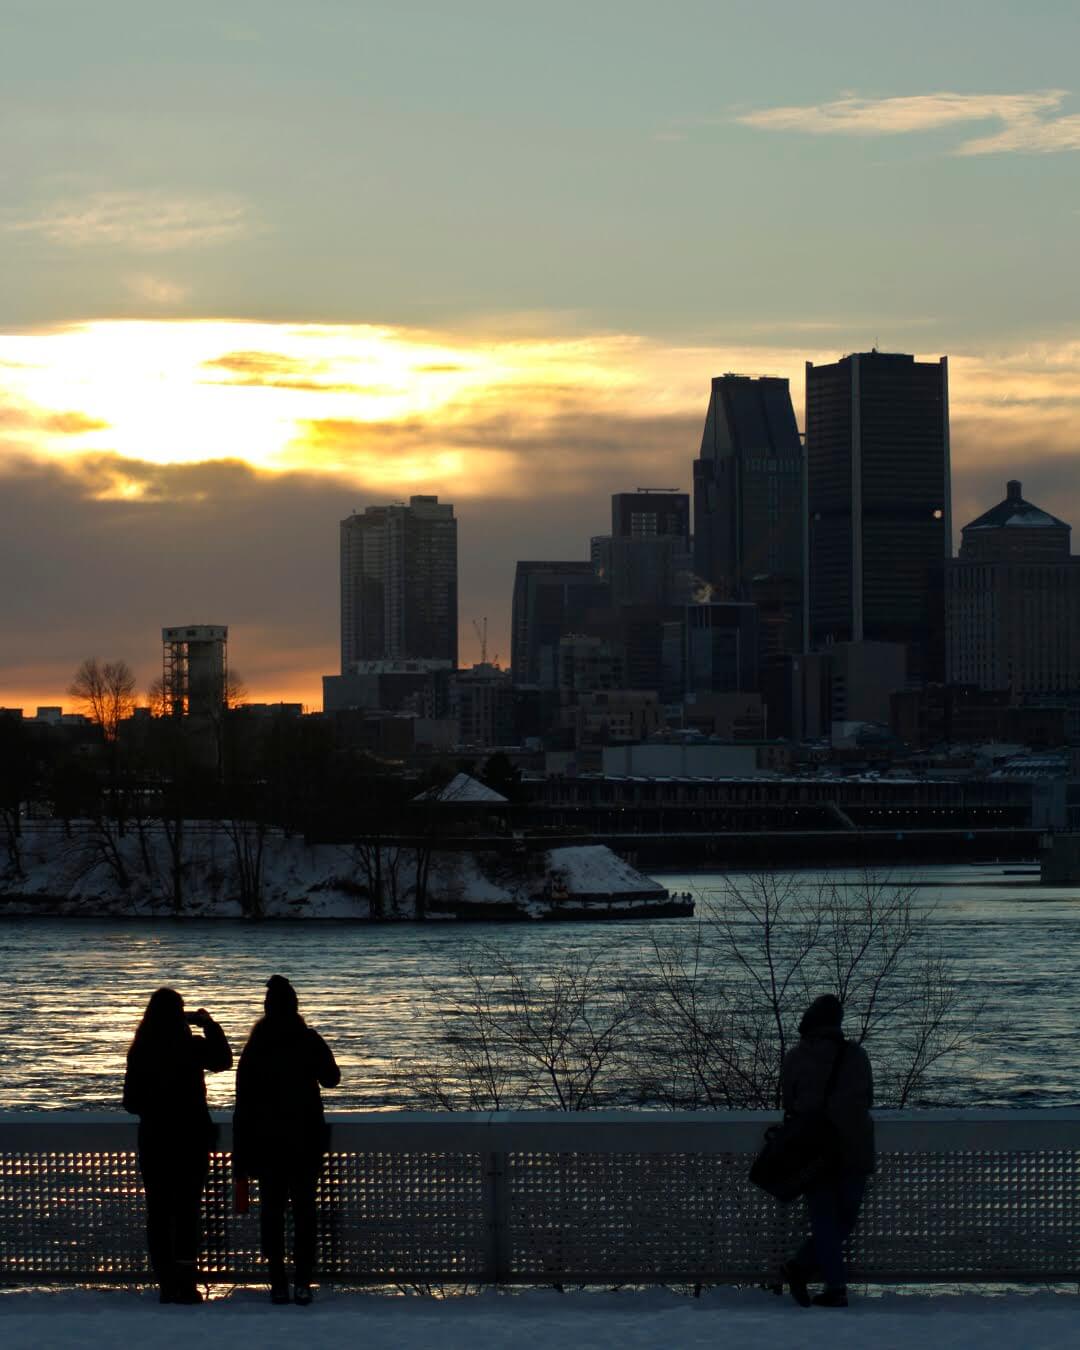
[232,976,341,1306]
[778,994,874,1309]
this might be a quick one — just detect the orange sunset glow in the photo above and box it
[3,319,1080,709]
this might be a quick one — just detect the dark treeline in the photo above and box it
[1,707,522,826]
[0,707,523,918]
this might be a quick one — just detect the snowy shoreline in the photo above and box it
[0,822,677,921]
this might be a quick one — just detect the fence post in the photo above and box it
[483,1150,510,1285]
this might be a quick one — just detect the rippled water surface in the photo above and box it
[1,862,1075,1112]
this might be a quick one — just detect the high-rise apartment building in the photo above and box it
[340,495,457,669]
[693,374,804,600]
[946,480,1080,694]
[805,351,950,680]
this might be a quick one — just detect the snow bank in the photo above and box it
[546,845,668,898]
[0,824,667,919]
[0,1287,1076,1350]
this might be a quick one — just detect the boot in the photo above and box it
[780,1260,810,1308]
[812,1287,849,1308]
[270,1264,291,1305]
[172,1261,203,1305]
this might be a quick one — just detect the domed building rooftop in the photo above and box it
[959,481,1071,561]
[964,480,1068,532]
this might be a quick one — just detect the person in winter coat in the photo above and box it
[779,994,874,1309]
[232,975,341,1306]
[123,987,232,1304]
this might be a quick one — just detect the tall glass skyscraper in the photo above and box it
[692,373,804,652]
[339,495,458,669]
[805,351,950,680]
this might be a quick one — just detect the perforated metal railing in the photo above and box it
[1,1111,1078,1285]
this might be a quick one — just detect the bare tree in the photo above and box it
[225,670,248,709]
[222,815,267,918]
[350,838,409,919]
[68,659,137,740]
[404,872,975,1114]
[403,946,637,1111]
[145,677,168,718]
[635,869,976,1110]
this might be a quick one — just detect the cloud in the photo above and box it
[956,115,1080,156]
[206,351,317,379]
[3,190,252,251]
[0,404,106,436]
[737,90,1080,155]
[296,407,700,495]
[201,349,381,394]
[126,275,190,305]
[0,451,612,708]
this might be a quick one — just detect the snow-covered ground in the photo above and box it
[1,1287,1077,1349]
[0,822,665,918]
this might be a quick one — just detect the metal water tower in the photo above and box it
[162,625,228,717]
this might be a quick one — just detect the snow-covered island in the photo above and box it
[0,820,687,921]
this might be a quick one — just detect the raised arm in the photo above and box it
[311,1030,341,1089]
[192,1012,233,1073]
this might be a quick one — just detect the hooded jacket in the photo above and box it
[780,1027,875,1174]
[232,1014,340,1176]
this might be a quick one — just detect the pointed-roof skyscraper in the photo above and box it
[692,373,804,651]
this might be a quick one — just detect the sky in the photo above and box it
[2,0,1079,710]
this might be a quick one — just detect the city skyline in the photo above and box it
[3,334,1078,713]
[3,2,1079,709]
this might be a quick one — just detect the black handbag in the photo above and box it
[749,1041,848,1203]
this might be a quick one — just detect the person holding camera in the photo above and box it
[232,975,340,1306]
[123,988,232,1304]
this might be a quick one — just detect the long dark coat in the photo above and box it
[232,1015,340,1177]
[780,1027,875,1174]
[123,1019,232,1149]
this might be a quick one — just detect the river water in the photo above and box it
[1,862,1076,1113]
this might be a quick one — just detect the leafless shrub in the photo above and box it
[405,870,976,1113]
[403,945,636,1111]
[634,868,977,1109]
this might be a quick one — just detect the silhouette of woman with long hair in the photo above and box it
[123,987,232,1303]
[233,975,340,1306]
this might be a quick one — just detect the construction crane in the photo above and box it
[472,617,488,666]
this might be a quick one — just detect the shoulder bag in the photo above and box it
[748,1041,848,1203]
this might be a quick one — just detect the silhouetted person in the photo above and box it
[123,988,232,1303]
[233,976,341,1306]
[779,995,874,1309]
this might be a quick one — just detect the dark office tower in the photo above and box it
[693,375,803,692]
[805,351,950,681]
[510,561,611,687]
[693,374,804,604]
[340,495,458,669]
